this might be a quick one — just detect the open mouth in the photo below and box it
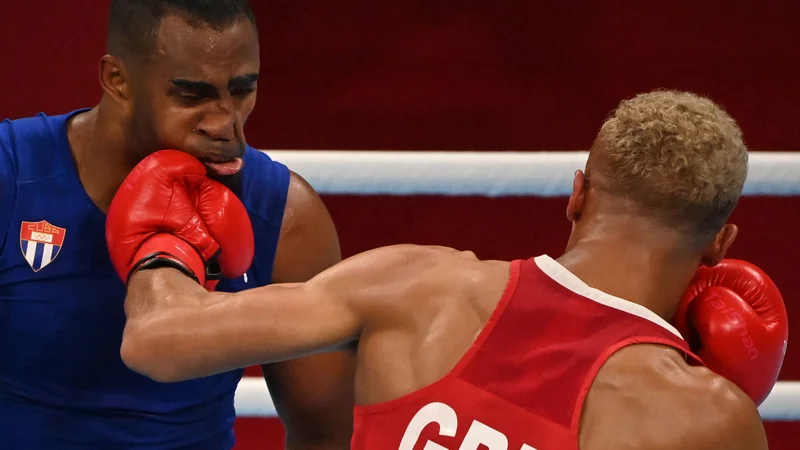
[202,157,244,176]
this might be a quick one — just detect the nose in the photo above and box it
[196,98,237,141]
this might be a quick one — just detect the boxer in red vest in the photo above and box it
[111,90,786,449]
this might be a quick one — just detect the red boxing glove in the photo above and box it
[672,260,788,405]
[106,150,254,290]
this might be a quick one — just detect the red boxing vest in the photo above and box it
[352,256,700,450]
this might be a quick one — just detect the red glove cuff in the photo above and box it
[131,234,207,286]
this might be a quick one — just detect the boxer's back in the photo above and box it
[352,255,697,450]
[0,111,288,448]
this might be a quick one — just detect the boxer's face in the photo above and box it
[128,14,260,177]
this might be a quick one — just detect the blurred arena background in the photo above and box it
[1,1,798,448]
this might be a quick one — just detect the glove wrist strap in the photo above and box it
[130,252,201,284]
[129,234,207,286]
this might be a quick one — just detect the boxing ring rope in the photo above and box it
[233,150,800,421]
[266,150,800,197]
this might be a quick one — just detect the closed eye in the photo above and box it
[171,79,217,100]
[231,87,256,97]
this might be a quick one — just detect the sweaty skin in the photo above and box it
[121,245,768,450]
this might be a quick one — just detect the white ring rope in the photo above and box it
[238,150,799,421]
[234,377,800,420]
[266,150,800,197]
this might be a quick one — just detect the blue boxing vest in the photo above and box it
[0,110,289,449]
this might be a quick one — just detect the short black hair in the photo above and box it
[107,0,256,60]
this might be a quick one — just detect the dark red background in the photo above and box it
[2,1,798,448]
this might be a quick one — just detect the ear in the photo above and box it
[700,223,738,266]
[566,170,588,222]
[99,55,131,110]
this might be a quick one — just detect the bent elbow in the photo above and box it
[120,323,186,383]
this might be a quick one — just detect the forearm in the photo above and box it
[124,268,214,320]
[120,268,355,383]
[122,268,232,381]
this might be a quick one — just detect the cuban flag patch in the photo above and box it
[20,220,67,272]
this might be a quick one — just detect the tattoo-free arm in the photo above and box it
[120,264,362,382]
[119,243,431,382]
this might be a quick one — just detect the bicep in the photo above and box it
[215,282,361,364]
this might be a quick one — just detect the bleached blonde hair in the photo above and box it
[590,90,748,234]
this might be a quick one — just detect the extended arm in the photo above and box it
[116,167,442,449]
[121,262,362,382]
[120,242,436,382]
[119,172,383,382]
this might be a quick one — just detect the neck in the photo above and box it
[556,217,701,320]
[67,98,139,212]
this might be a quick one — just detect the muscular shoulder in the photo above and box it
[581,344,767,450]
[644,362,767,450]
[315,245,505,323]
[270,170,341,283]
[340,244,488,283]
[314,244,466,289]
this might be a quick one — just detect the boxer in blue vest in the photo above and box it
[0,0,354,448]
